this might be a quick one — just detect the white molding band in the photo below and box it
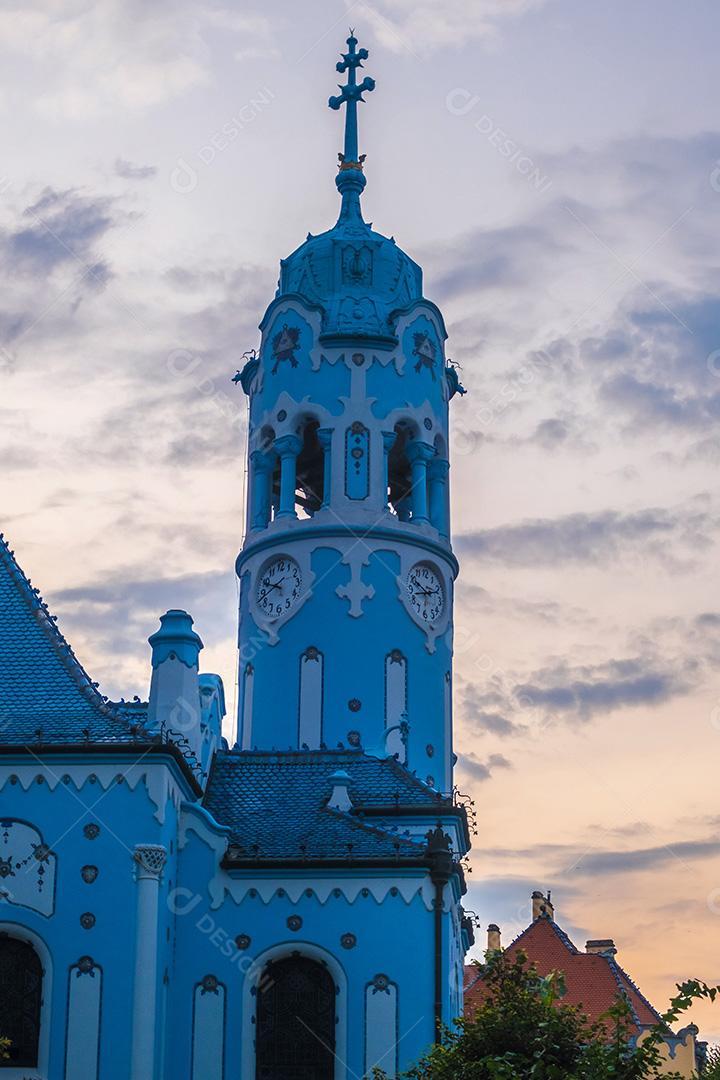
[0,764,184,824]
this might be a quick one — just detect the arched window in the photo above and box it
[0,934,42,1068]
[295,419,325,516]
[387,422,415,520]
[256,956,336,1079]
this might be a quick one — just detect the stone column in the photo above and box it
[317,428,333,509]
[130,844,167,1080]
[381,431,396,510]
[274,434,302,519]
[428,457,450,538]
[406,441,435,525]
[250,449,275,529]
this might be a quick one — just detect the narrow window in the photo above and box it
[443,670,452,794]
[298,647,324,748]
[385,649,407,762]
[365,976,398,1077]
[240,663,254,750]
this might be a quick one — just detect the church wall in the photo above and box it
[168,818,462,1077]
[0,757,188,1080]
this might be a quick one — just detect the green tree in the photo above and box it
[371,950,717,1080]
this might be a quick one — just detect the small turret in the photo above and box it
[147,610,204,768]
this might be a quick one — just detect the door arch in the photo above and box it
[255,955,336,1079]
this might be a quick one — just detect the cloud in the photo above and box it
[8,187,119,276]
[514,656,691,722]
[0,2,281,117]
[455,499,716,568]
[457,679,525,738]
[457,751,512,782]
[114,158,157,180]
[355,0,549,54]
[458,584,585,627]
[481,835,720,877]
[49,567,238,684]
[565,838,720,877]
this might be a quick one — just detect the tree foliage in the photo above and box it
[371,950,718,1080]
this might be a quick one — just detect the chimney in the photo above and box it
[147,610,204,763]
[327,770,353,812]
[532,890,554,921]
[586,939,617,957]
[487,924,502,951]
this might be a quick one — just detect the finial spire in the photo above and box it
[328,30,375,169]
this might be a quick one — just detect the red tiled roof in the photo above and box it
[464,916,663,1032]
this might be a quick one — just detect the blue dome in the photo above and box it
[276,169,423,348]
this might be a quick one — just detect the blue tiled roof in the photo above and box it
[204,749,445,860]
[0,534,142,745]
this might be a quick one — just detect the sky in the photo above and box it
[1,0,719,1043]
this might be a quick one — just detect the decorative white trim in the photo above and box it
[335,548,375,617]
[179,803,231,854]
[241,941,348,1080]
[0,921,52,1080]
[256,300,324,395]
[0,819,56,917]
[213,874,436,912]
[0,764,184,825]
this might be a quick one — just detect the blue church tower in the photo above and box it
[0,33,471,1080]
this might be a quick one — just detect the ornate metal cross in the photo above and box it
[328,30,375,166]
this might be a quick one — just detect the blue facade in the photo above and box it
[0,33,471,1080]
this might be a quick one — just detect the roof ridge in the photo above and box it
[322,805,425,852]
[548,918,580,954]
[506,916,580,955]
[607,956,665,1027]
[0,532,131,732]
[380,752,450,798]
[223,747,367,760]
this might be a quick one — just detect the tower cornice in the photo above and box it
[235,522,459,579]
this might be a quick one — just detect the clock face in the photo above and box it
[256,556,302,619]
[406,563,445,624]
